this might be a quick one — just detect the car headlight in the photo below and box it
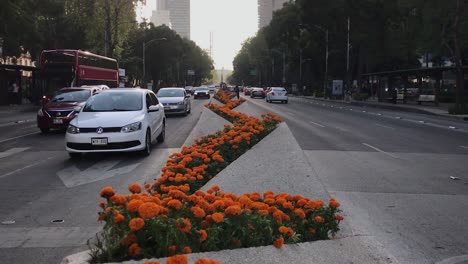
[121,122,142,133]
[177,101,184,105]
[37,108,44,117]
[67,125,80,134]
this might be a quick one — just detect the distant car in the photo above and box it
[208,85,216,93]
[250,88,266,98]
[65,88,166,158]
[157,88,191,116]
[193,87,210,99]
[266,87,288,104]
[244,87,252,96]
[37,86,105,133]
[185,86,194,95]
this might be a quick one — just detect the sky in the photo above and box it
[137,0,258,70]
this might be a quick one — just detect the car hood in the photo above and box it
[158,97,185,104]
[72,111,143,128]
[45,101,85,110]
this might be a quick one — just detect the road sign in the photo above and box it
[187,70,195,76]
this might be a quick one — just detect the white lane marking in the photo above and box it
[362,143,398,158]
[309,121,325,128]
[375,124,395,130]
[0,147,31,159]
[0,119,35,128]
[57,159,141,188]
[436,254,468,264]
[460,146,468,150]
[0,156,56,179]
[449,126,457,129]
[0,132,39,144]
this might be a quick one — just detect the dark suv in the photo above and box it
[37,86,105,133]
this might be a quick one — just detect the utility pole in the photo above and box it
[346,16,351,98]
[324,29,329,98]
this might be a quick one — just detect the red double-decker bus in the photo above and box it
[40,49,119,93]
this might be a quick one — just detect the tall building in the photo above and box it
[151,0,190,39]
[258,0,289,29]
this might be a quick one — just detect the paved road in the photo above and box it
[0,97,210,264]
[244,95,468,264]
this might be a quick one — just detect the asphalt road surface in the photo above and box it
[0,96,211,264]
[244,94,468,264]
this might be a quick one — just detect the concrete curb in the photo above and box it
[181,102,232,147]
[112,236,398,264]
[291,96,468,121]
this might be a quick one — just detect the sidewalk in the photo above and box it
[291,95,468,121]
[0,102,38,125]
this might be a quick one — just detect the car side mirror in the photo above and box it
[73,106,82,113]
[148,105,159,112]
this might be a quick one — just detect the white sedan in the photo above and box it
[65,88,166,158]
[266,87,288,104]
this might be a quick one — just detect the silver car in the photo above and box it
[156,88,191,116]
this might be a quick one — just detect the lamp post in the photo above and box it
[271,49,286,87]
[142,37,167,85]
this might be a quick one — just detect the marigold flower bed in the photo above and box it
[91,90,343,263]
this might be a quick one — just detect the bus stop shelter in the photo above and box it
[361,66,468,106]
[0,64,43,105]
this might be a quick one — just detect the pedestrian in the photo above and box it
[8,81,19,105]
[234,85,240,99]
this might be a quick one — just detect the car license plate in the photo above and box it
[53,119,63,124]
[91,138,108,146]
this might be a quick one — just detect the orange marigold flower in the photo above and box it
[278,226,294,237]
[114,212,125,224]
[166,254,188,264]
[191,206,206,219]
[127,199,144,213]
[232,145,239,150]
[194,259,222,264]
[329,198,341,208]
[198,229,208,242]
[203,158,211,163]
[128,243,141,257]
[176,218,192,233]
[272,211,283,222]
[100,186,115,198]
[294,208,306,219]
[273,237,284,248]
[183,246,192,254]
[167,199,183,210]
[129,217,145,231]
[314,216,325,223]
[144,261,161,264]
[98,201,106,209]
[211,212,224,223]
[335,215,344,221]
[225,205,242,216]
[110,194,127,206]
[128,183,142,194]
[138,202,161,219]
[121,233,138,246]
[308,227,316,234]
[168,245,177,254]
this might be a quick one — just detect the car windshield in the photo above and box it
[157,89,184,97]
[195,87,209,91]
[82,92,142,112]
[52,90,90,102]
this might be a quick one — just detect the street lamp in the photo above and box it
[299,24,328,98]
[142,37,167,85]
[271,49,286,87]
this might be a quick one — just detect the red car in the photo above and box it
[37,86,106,133]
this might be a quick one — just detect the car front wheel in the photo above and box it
[141,130,151,156]
[157,123,165,143]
